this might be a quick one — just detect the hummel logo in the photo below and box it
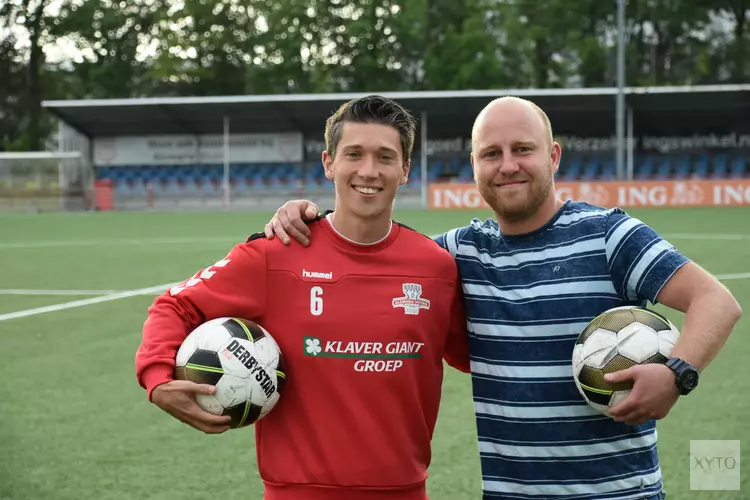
[303,269,333,280]
[552,265,561,273]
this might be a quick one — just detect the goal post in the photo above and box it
[0,152,93,212]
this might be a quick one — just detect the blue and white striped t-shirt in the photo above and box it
[435,201,690,500]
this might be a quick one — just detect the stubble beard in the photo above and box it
[482,167,554,223]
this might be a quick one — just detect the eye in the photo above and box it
[344,151,360,158]
[484,150,498,158]
[517,146,532,153]
[379,154,394,161]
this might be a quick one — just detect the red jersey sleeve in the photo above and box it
[443,280,470,373]
[135,236,267,400]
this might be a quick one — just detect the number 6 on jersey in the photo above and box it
[310,286,323,316]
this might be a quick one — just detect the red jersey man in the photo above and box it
[135,95,470,500]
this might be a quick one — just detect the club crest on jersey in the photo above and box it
[392,283,430,315]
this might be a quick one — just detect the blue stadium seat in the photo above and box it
[186,166,201,182]
[150,180,165,194]
[183,179,199,195]
[97,167,111,179]
[153,166,169,182]
[115,179,130,195]
[288,164,303,178]
[406,173,421,191]
[457,164,472,181]
[233,179,249,194]
[252,174,266,191]
[428,161,442,180]
[600,159,616,180]
[230,164,248,182]
[693,154,709,178]
[712,155,728,178]
[654,158,672,179]
[580,157,600,180]
[164,178,181,195]
[131,180,147,196]
[116,166,132,182]
[267,175,284,190]
[730,156,747,178]
[445,158,462,175]
[286,169,300,185]
[302,170,317,182]
[173,165,191,182]
[201,180,216,195]
[636,156,654,179]
[256,164,273,179]
[149,166,165,182]
[244,164,256,180]
[212,164,224,182]
[132,166,147,182]
[562,157,582,181]
[673,156,691,180]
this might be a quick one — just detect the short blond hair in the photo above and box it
[472,96,554,151]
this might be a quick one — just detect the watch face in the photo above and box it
[682,371,699,389]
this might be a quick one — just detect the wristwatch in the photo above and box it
[665,358,700,395]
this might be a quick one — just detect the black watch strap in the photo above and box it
[665,357,699,395]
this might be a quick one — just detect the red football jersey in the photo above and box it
[136,214,470,500]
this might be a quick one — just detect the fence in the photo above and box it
[0,152,93,212]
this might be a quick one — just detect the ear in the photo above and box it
[551,142,562,175]
[399,159,411,185]
[322,151,334,181]
[470,153,479,184]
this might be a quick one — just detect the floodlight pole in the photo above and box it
[223,115,230,209]
[420,111,428,209]
[616,0,626,180]
[627,104,634,180]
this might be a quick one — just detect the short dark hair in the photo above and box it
[324,95,417,166]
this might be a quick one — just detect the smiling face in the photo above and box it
[323,121,409,220]
[471,97,561,225]
[322,96,415,233]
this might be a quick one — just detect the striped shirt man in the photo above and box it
[435,200,690,500]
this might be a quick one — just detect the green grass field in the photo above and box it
[0,207,747,500]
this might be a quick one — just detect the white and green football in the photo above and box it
[572,306,680,417]
[174,317,286,428]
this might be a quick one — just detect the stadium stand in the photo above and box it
[94,150,749,197]
[35,85,749,210]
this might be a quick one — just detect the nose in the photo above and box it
[498,153,520,175]
[357,155,378,179]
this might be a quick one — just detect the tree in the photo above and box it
[53,0,167,98]
[0,29,28,151]
[1,0,56,150]
[1,0,746,152]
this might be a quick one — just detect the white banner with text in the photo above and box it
[94,133,304,166]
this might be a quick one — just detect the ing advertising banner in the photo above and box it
[429,179,750,209]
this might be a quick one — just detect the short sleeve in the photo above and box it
[434,226,470,258]
[604,208,691,304]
